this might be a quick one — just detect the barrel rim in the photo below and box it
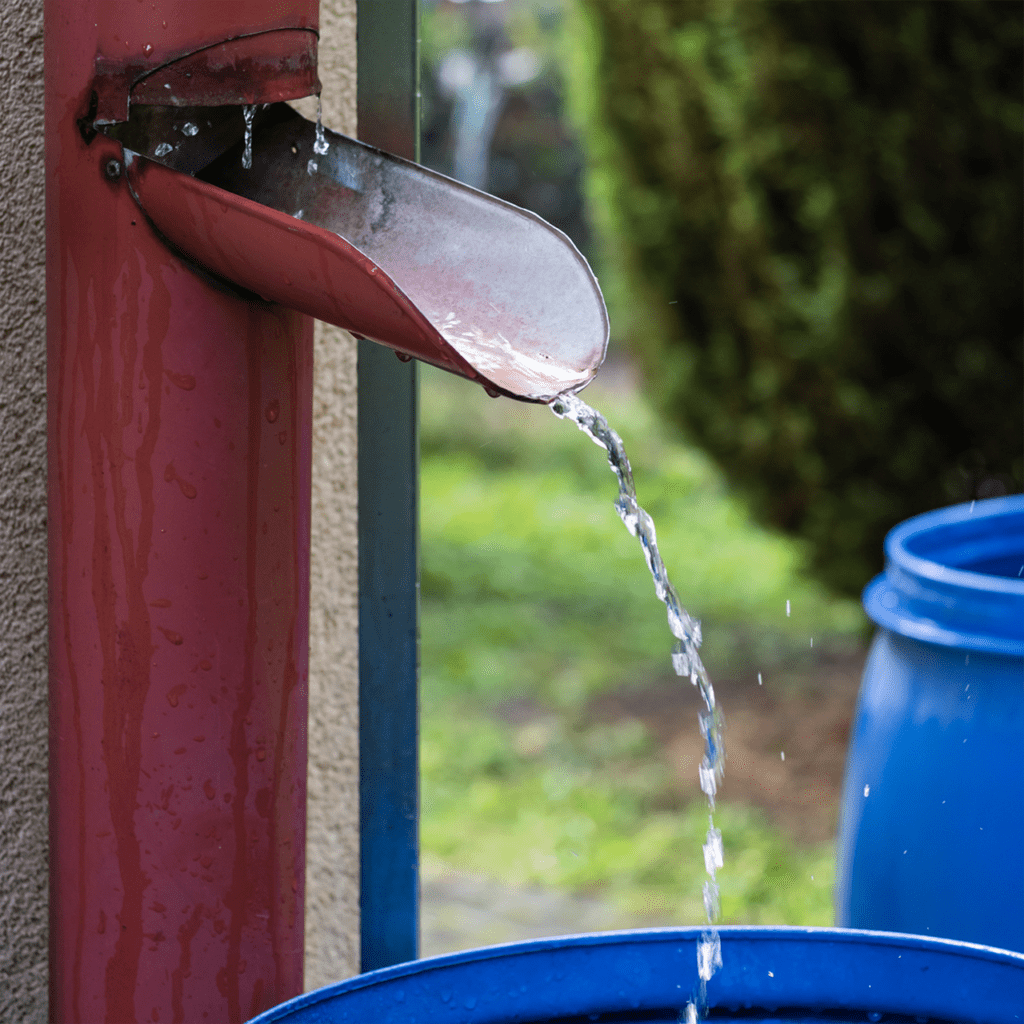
[863,495,1024,655]
[251,926,1024,1023]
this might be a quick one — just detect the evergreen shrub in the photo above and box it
[572,0,1023,593]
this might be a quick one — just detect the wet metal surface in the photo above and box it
[48,5,311,1021]
[90,5,319,125]
[105,104,261,176]
[128,103,608,402]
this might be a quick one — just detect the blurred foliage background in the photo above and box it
[569,0,1023,593]
[419,364,860,937]
[415,0,1021,947]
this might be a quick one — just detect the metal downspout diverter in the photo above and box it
[122,102,609,403]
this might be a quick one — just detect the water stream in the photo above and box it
[550,391,725,1015]
[308,95,331,176]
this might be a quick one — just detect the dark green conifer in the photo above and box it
[576,0,1022,592]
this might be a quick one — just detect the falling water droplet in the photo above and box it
[864,784,871,797]
[757,672,763,685]
[702,824,723,876]
[697,931,722,982]
[786,599,791,617]
[307,158,318,176]
[313,95,330,157]
[242,104,256,170]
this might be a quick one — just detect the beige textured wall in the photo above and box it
[299,0,363,991]
[0,2,48,1021]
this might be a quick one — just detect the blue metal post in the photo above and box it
[356,0,421,972]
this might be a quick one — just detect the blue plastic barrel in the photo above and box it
[248,927,1024,1022]
[836,495,1024,952]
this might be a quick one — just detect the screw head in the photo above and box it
[105,158,122,180]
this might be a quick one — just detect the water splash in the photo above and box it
[550,391,725,1016]
[242,104,256,170]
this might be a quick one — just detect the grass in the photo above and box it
[422,711,837,925]
[419,361,864,928]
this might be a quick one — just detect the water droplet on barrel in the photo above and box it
[266,399,280,423]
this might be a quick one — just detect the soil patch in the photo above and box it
[586,648,867,844]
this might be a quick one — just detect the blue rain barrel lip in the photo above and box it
[863,494,1024,657]
[250,926,1024,1023]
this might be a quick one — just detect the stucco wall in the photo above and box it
[0,2,48,1021]
[300,0,363,991]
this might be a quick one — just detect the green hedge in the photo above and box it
[572,0,1023,593]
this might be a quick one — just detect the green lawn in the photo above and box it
[419,362,864,928]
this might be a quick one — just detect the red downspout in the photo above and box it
[46,3,319,1020]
